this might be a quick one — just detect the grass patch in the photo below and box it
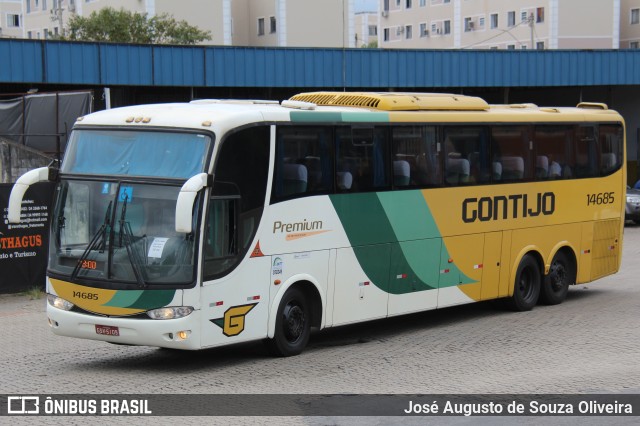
[23,287,45,300]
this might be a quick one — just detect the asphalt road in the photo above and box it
[1,224,640,425]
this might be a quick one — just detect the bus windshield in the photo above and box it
[61,130,210,179]
[49,180,197,287]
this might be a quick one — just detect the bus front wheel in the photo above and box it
[506,254,541,311]
[540,251,574,305]
[265,287,310,357]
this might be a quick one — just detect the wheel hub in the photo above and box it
[283,303,305,342]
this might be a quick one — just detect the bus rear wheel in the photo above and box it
[540,251,574,305]
[265,287,310,357]
[506,254,541,311]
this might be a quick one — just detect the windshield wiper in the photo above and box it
[118,195,147,288]
[71,201,112,280]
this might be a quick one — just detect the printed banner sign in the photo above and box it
[0,182,54,293]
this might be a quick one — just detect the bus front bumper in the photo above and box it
[46,304,202,350]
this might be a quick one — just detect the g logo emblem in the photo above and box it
[211,304,257,337]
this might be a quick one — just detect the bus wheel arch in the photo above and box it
[540,247,576,305]
[506,250,543,311]
[265,279,323,357]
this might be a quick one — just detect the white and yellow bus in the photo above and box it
[9,92,626,356]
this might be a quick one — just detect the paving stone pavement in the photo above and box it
[2,225,640,426]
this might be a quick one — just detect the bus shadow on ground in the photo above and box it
[70,286,602,372]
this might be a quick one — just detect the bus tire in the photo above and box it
[265,287,310,357]
[506,254,541,311]
[540,251,574,305]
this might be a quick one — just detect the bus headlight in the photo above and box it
[47,294,74,311]
[147,306,194,320]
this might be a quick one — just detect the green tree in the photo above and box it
[62,7,211,45]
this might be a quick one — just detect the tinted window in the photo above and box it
[392,126,441,187]
[272,127,333,200]
[336,127,390,192]
[443,126,490,185]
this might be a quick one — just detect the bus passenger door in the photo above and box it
[332,245,390,326]
[198,196,271,348]
[438,234,485,308]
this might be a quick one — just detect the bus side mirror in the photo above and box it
[175,173,210,233]
[8,167,52,223]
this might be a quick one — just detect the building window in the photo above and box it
[27,1,31,13]
[444,20,451,35]
[368,25,377,36]
[464,17,472,32]
[7,14,21,27]
[507,44,515,50]
[420,23,428,37]
[257,18,265,36]
[420,0,426,6]
[406,0,412,8]
[42,0,47,10]
[406,25,412,39]
[507,11,515,27]
[383,28,390,41]
[270,16,276,33]
[630,41,639,49]
[27,31,33,39]
[536,41,545,50]
[478,17,485,29]
[631,8,640,25]
[536,7,544,23]
[521,11,529,23]
[491,13,498,29]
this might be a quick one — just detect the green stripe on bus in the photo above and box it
[330,191,475,294]
[290,111,389,123]
[102,290,144,308]
[122,290,176,309]
[290,111,343,122]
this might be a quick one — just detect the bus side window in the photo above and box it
[391,125,441,187]
[534,125,574,180]
[575,126,599,178]
[491,125,531,182]
[336,126,389,192]
[598,124,623,176]
[273,127,333,200]
[444,126,489,185]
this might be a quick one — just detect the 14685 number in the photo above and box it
[587,192,615,206]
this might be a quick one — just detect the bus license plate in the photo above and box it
[95,325,119,336]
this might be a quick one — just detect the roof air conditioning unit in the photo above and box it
[468,22,475,30]
[397,26,404,35]
[381,10,388,17]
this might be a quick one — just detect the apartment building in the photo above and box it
[0,0,361,48]
[621,0,640,48]
[379,0,628,50]
[355,11,378,47]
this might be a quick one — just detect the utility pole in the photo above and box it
[529,12,534,49]
[50,0,66,37]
